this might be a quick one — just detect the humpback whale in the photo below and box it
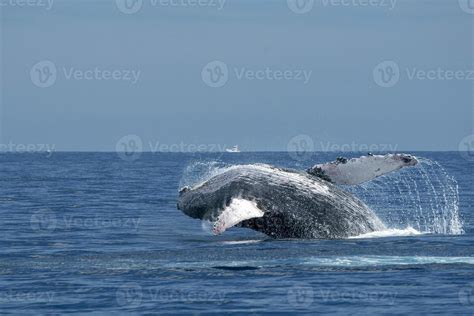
[177,154,418,239]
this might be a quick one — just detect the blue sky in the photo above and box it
[0,0,472,151]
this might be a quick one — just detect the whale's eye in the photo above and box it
[402,157,412,163]
[179,186,190,195]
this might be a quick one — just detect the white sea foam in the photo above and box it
[349,226,423,239]
[220,239,263,245]
[302,256,474,267]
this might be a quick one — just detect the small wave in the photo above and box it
[349,227,423,239]
[212,266,260,271]
[162,255,474,270]
[220,239,263,245]
[302,255,474,267]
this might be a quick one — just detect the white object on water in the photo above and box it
[226,145,240,153]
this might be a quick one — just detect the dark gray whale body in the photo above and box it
[177,154,417,239]
[177,164,385,239]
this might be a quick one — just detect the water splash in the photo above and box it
[347,157,463,235]
[349,227,422,239]
[201,220,214,235]
[179,160,229,189]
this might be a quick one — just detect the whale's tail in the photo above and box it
[307,153,418,185]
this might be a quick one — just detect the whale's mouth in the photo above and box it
[211,198,265,235]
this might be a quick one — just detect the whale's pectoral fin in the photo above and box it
[212,198,265,235]
[307,153,418,185]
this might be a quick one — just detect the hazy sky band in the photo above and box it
[1,0,472,151]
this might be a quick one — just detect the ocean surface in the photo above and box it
[0,152,473,315]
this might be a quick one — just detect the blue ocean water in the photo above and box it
[0,152,473,314]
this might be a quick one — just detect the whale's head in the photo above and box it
[177,166,294,235]
[178,185,266,235]
[177,185,214,220]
